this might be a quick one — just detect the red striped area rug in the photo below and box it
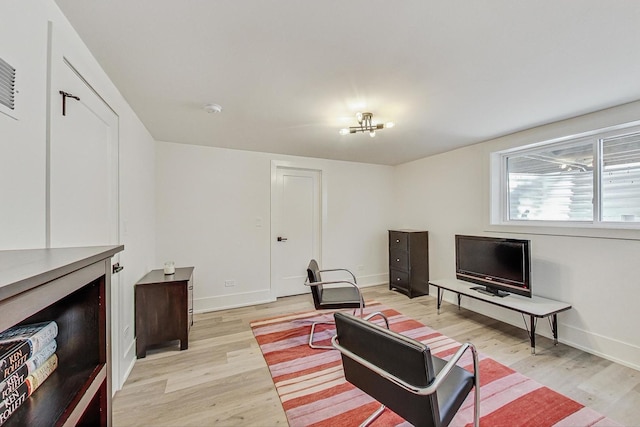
[250,303,621,427]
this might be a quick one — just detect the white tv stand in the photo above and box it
[429,279,572,354]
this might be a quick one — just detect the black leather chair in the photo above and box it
[304,259,364,349]
[332,312,480,427]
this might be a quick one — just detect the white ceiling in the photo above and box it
[54,0,640,166]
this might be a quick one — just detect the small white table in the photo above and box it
[429,279,572,354]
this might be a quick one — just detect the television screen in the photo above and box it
[455,235,531,297]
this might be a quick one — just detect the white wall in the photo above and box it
[0,2,49,248]
[0,0,156,389]
[394,101,640,370]
[155,141,394,311]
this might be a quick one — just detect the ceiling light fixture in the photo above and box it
[339,112,394,138]
[204,103,222,113]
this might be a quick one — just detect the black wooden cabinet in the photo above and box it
[389,230,429,298]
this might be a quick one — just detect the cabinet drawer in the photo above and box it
[389,251,409,271]
[389,231,408,252]
[390,269,409,289]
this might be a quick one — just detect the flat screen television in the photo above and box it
[455,234,531,298]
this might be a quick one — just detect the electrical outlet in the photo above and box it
[224,280,236,287]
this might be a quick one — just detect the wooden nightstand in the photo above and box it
[135,267,194,358]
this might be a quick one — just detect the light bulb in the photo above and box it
[339,128,349,135]
[369,130,376,138]
[204,103,222,113]
[385,122,395,128]
[356,112,363,123]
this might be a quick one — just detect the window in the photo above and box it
[493,123,640,227]
[601,132,640,222]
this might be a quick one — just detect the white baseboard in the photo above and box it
[356,273,388,287]
[559,324,640,371]
[194,289,275,313]
[113,339,137,395]
[121,340,137,386]
[193,273,387,314]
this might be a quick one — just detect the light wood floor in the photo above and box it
[113,285,640,426]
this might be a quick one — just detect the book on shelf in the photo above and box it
[0,340,57,401]
[24,339,56,373]
[24,353,57,393]
[0,322,57,383]
[0,321,58,353]
[0,354,58,426]
[0,342,30,384]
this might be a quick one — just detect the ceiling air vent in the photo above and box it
[0,57,17,118]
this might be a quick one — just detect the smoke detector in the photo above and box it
[204,103,222,113]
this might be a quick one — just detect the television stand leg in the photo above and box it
[522,314,537,354]
[457,294,461,310]
[437,288,443,314]
[530,315,536,354]
[551,314,559,345]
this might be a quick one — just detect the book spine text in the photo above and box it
[0,342,31,383]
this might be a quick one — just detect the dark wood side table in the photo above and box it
[135,266,194,358]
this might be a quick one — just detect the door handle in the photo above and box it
[277,237,288,242]
[112,262,124,274]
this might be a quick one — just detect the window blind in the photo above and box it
[507,140,594,221]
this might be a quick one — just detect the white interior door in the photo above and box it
[272,167,321,297]
[49,26,121,391]
[49,61,118,248]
